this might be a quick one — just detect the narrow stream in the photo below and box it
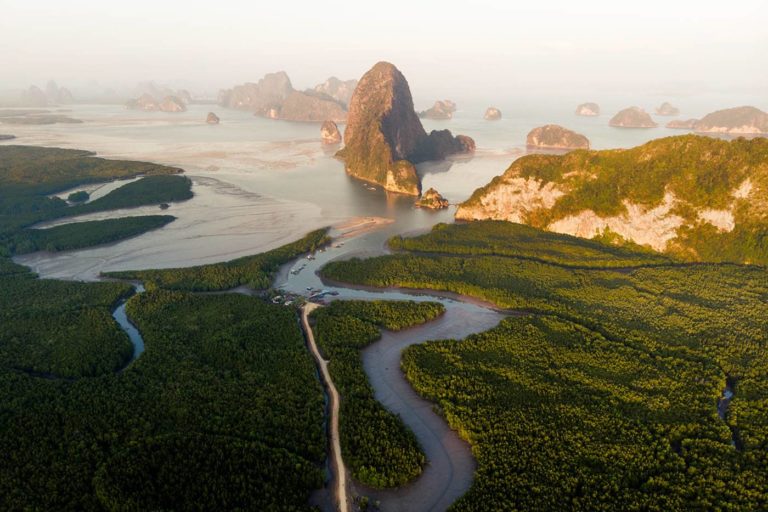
[111,283,146,363]
[717,378,741,450]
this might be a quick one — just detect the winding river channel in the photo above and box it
[273,228,513,512]
[111,283,146,363]
[104,227,501,512]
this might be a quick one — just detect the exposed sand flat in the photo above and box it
[332,216,395,239]
[15,176,326,281]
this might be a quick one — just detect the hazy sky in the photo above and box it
[1,0,766,99]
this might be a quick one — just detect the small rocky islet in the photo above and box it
[320,120,342,145]
[415,188,450,209]
[484,107,502,120]
[575,102,600,116]
[609,106,657,128]
[419,100,457,120]
[526,124,589,150]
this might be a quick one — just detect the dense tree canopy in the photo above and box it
[321,222,768,511]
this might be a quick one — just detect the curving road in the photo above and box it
[301,303,350,512]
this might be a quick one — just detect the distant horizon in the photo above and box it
[2,0,766,103]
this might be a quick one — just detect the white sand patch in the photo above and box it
[732,179,753,199]
[698,209,736,232]
[456,177,565,222]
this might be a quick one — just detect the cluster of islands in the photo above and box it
[1,61,767,512]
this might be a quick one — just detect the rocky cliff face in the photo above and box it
[484,107,502,120]
[575,102,600,116]
[218,72,347,122]
[321,120,342,144]
[456,135,768,262]
[206,112,220,124]
[313,77,357,107]
[667,119,697,130]
[694,106,768,135]
[126,94,186,112]
[415,188,449,209]
[609,107,657,128]
[526,125,589,150]
[159,96,187,112]
[337,61,475,196]
[279,91,347,122]
[419,100,456,120]
[126,93,159,111]
[655,102,680,116]
[218,72,293,113]
[20,82,74,107]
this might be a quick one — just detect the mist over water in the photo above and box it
[1,1,766,103]
[2,0,766,279]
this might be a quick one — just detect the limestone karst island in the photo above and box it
[1,2,767,512]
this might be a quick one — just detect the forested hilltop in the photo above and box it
[321,221,768,511]
[457,135,768,264]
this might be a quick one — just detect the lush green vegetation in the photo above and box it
[0,145,330,509]
[106,228,330,291]
[321,222,768,510]
[0,145,186,243]
[467,135,768,219]
[0,273,133,379]
[462,135,768,264]
[7,215,175,254]
[390,221,672,268]
[67,190,89,203]
[0,289,325,510]
[67,175,191,216]
[311,300,444,487]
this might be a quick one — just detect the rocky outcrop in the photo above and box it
[126,94,186,112]
[218,72,347,122]
[666,119,697,130]
[278,91,347,122]
[419,100,456,120]
[609,107,657,128]
[321,120,342,144]
[456,135,768,261]
[20,86,49,107]
[20,82,74,107]
[337,61,475,196]
[125,93,159,111]
[218,71,293,113]
[313,77,357,107]
[206,112,220,124]
[415,188,449,209]
[655,102,680,116]
[694,106,768,135]
[575,102,600,116]
[526,125,589,150]
[45,81,73,104]
[159,96,187,112]
[484,107,502,120]
[177,89,192,104]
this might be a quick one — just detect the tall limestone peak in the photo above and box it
[338,61,474,196]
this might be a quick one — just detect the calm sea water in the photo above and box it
[4,92,765,279]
